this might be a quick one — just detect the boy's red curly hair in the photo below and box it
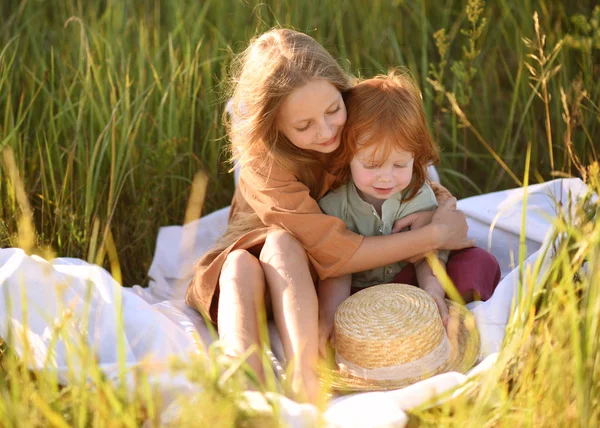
[330,70,440,201]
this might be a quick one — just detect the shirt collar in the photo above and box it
[348,180,406,220]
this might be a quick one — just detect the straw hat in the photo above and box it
[322,283,480,391]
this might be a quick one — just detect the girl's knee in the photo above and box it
[220,250,265,296]
[260,230,308,264]
[223,249,262,273]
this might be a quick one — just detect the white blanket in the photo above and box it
[0,177,590,427]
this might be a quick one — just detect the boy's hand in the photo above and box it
[317,275,351,357]
[421,281,449,326]
[318,316,335,357]
[392,210,434,233]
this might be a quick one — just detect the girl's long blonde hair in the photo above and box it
[226,28,353,196]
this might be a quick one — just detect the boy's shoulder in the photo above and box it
[399,182,439,212]
[318,182,351,216]
[414,182,436,201]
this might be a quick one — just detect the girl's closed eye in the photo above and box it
[295,122,311,132]
[327,105,341,115]
[394,164,408,168]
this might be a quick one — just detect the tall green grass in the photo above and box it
[1,0,598,284]
[1,0,599,425]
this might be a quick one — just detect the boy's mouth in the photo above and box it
[373,187,394,195]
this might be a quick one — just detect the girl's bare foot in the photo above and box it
[289,368,320,404]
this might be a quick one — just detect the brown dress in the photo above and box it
[185,156,364,322]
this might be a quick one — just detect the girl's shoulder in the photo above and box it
[240,154,298,185]
[319,180,351,201]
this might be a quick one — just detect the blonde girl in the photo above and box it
[185,28,473,403]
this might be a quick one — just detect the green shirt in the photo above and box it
[318,181,449,289]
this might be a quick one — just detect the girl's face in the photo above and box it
[276,79,347,154]
[350,143,414,206]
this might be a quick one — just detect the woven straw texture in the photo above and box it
[323,283,480,392]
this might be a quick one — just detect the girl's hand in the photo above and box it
[430,198,475,250]
[430,182,454,204]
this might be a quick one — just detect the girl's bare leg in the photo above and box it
[259,230,319,403]
[218,249,266,379]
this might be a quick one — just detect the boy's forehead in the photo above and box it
[355,137,413,161]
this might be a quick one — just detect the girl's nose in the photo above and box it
[318,119,335,140]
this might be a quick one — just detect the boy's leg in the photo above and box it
[445,247,501,302]
[391,263,419,286]
[391,248,500,302]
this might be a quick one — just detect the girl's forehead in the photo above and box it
[278,80,341,122]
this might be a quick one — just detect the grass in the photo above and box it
[0,0,599,426]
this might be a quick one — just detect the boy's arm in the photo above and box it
[318,274,352,356]
[414,259,449,325]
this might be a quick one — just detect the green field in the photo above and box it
[1,0,599,426]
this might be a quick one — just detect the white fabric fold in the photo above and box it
[0,177,593,427]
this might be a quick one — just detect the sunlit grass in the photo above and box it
[1,0,598,284]
[1,0,599,426]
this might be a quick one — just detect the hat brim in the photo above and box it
[319,299,480,392]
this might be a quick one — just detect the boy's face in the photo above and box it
[350,142,414,206]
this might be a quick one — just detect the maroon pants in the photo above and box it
[391,247,501,302]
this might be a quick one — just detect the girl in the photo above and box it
[185,28,475,403]
[317,72,500,355]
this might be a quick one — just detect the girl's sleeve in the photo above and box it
[238,162,363,279]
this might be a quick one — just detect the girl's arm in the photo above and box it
[239,162,472,279]
[339,197,471,275]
